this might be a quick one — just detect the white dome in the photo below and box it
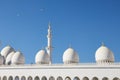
[0,55,4,65]
[63,48,79,64]
[95,45,114,63]
[1,45,14,59]
[5,51,15,65]
[35,49,50,64]
[11,51,25,65]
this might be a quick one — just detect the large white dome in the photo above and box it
[1,45,15,59]
[0,55,4,65]
[63,48,79,64]
[6,51,15,65]
[11,51,25,65]
[95,45,114,63]
[35,50,50,64]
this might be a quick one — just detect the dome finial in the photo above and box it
[42,46,44,50]
[18,49,21,52]
[101,42,105,46]
[69,44,72,48]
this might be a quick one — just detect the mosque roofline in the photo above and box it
[0,24,118,65]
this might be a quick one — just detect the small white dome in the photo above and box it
[6,51,15,65]
[35,49,50,64]
[0,55,4,65]
[1,45,14,59]
[11,51,25,65]
[63,48,79,64]
[95,45,114,63]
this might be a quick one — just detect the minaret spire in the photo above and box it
[46,22,52,64]
[48,21,51,30]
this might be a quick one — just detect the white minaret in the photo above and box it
[46,23,52,64]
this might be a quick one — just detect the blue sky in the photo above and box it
[0,0,120,64]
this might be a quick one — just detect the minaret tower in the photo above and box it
[46,23,52,64]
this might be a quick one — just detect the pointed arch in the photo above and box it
[28,76,32,80]
[82,77,89,80]
[65,77,71,80]
[49,76,55,80]
[102,77,108,80]
[92,77,98,80]
[34,76,39,80]
[15,76,19,80]
[113,77,120,80]
[9,76,13,80]
[57,76,63,80]
[73,77,80,80]
[41,76,47,80]
[21,76,26,80]
[3,76,7,80]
